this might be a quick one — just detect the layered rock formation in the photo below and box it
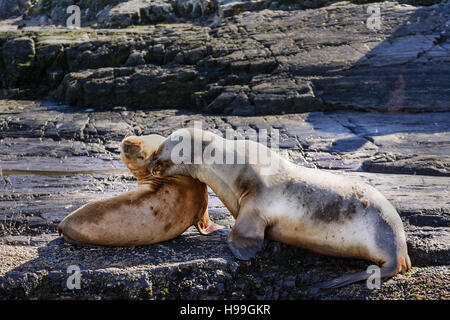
[1,2,449,114]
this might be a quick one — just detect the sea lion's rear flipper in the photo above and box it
[227,209,266,260]
[313,261,401,289]
[313,271,373,289]
[195,218,225,235]
[194,208,225,235]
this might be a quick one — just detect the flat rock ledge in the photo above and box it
[0,100,449,299]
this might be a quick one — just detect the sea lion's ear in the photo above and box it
[195,211,225,235]
[227,209,266,260]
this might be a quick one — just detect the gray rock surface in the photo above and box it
[0,100,448,299]
[13,0,448,27]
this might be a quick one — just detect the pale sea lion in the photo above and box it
[148,128,411,288]
[58,134,222,247]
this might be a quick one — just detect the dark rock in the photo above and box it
[1,2,449,114]
[1,37,35,88]
[363,155,450,177]
[205,85,255,115]
[218,0,268,18]
[0,0,29,19]
[407,227,450,266]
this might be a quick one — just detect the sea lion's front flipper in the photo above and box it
[227,209,266,260]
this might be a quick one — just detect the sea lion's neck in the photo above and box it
[188,165,240,217]
[136,172,167,187]
[137,179,154,186]
[132,169,154,184]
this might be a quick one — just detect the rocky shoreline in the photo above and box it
[0,0,449,300]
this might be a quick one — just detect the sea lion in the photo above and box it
[58,134,222,247]
[148,128,411,288]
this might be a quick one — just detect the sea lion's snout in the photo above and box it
[120,137,152,180]
[120,135,167,178]
[121,138,143,158]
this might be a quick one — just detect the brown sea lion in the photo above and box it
[148,128,411,288]
[58,134,222,247]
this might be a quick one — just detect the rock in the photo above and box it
[406,227,450,266]
[175,0,214,18]
[362,155,450,177]
[142,0,176,23]
[218,0,268,18]
[56,64,209,108]
[205,86,255,115]
[1,37,35,88]
[125,50,147,66]
[0,0,30,18]
[1,2,449,114]
[102,0,177,28]
[103,0,147,28]
[250,77,320,114]
[1,0,447,26]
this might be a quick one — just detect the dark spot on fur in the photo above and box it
[234,167,262,196]
[282,179,307,201]
[164,223,172,232]
[314,201,342,223]
[284,179,296,191]
[313,197,359,223]
[235,175,251,193]
[177,188,186,199]
[153,209,159,217]
[346,202,357,216]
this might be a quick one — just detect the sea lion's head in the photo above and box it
[121,134,166,182]
[148,128,202,177]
